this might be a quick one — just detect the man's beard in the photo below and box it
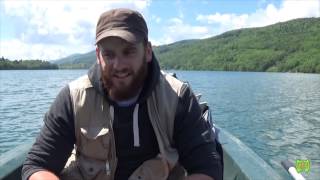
[100,56,148,101]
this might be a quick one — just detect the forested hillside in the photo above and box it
[54,18,320,73]
[154,17,320,73]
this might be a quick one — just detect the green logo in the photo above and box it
[295,159,310,173]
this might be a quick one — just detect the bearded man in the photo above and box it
[22,8,223,180]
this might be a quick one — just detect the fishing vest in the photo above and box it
[61,72,187,180]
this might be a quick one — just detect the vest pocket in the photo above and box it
[77,155,109,180]
[76,126,112,179]
[79,127,110,160]
[128,155,169,180]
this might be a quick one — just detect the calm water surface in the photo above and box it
[0,70,319,179]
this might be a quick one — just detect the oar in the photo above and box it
[281,160,305,180]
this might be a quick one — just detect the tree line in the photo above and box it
[0,57,58,70]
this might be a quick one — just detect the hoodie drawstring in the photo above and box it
[109,105,114,122]
[133,104,140,147]
[109,104,140,147]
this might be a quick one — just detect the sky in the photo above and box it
[0,0,319,61]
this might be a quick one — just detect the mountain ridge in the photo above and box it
[54,17,320,73]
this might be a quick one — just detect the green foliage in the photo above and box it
[54,17,320,73]
[154,17,320,73]
[53,51,96,69]
[0,57,58,70]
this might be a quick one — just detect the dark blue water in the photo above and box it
[1,70,319,179]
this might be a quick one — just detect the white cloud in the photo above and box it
[196,0,319,34]
[178,9,184,19]
[197,13,249,28]
[171,18,209,35]
[149,37,172,46]
[169,18,183,24]
[0,39,92,60]
[152,17,209,45]
[1,0,151,60]
[151,15,161,23]
[133,0,151,10]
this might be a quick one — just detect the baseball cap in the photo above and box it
[95,8,148,44]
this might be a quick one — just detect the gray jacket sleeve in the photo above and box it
[173,85,223,180]
[21,86,75,180]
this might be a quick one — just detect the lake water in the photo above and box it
[0,70,319,179]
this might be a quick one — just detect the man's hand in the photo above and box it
[185,174,214,180]
[29,170,59,180]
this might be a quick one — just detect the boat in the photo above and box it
[0,105,284,180]
[0,80,300,179]
[0,128,284,179]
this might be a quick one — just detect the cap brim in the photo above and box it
[96,29,142,44]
